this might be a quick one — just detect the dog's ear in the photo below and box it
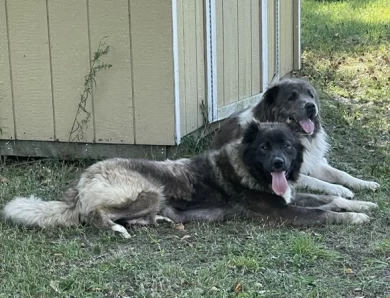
[253,84,279,121]
[262,84,279,105]
[242,121,259,144]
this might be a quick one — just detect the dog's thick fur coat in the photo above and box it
[2,123,377,238]
[211,78,380,198]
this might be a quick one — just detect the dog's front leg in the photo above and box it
[269,205,370,226]
[297,174,355,198]
[293,193,378,212]
[309,163,380,191]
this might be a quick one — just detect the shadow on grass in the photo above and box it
[309,86,390,179]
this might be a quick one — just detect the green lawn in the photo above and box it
[1,0,390,297]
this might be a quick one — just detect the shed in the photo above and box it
[0,0,301,159]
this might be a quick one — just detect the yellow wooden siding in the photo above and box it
[222,0,239,106]
[216,0,224,109]
[0,0,298,146]
[48,0,92,142]
[7,0,54,141]
[280,0,294,77]
[0,0,14,140]
[129,0,175,145]
[0,0,175,145]
[215,0,262,109]
[195,0,206,127]
[182,0,198,134]
[88,0,134,144]
[238,0,251,100]
[176,0,206,135]
[251,0,261,95]
[267,0,276,83]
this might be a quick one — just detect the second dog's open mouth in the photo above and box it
[298,119,315,134]
[287,117,315,135]
[271,171,288,196]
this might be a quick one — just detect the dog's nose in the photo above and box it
[305,102,317,117]
[272,157,284,170]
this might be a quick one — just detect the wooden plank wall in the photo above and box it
[176,0,206,136]
[0,0,14,140]
[0,0,175,145]
[267,0,276,83]
[0,0,297,144]
[215,0,262,109]
[280,0,294,77]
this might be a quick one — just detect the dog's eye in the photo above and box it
[285,144,292,149]
[308,90,314,98]
[260,145,268,150]
[288,92,298,101]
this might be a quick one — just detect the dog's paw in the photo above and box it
[155,215,174,224]
[348,212,370,224]
[350,201,379,212]
[358,181,380,191]
[329,185,355,199]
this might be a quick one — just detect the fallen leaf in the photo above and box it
[50,280,60,293]
[181,235,191,240]
[0,175,8,184]
[345,268,354,274]
[175,223,185,231]
[233,282,243,294]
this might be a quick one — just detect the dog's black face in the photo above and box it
[253,79,321,136]
[242,122,304,195]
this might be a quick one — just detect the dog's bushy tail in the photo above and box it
[2,191,80,228]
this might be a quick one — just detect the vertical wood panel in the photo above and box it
[215,0,224,108]
[251,0,261,95]
[48,0,92,142]
[293,0,301,70]
[7,0,53,140]
[238,0,252,100]
[195,0,206,127]
[0,0,14,140]
[89,0,134,144]
[280,0,294,77]
[130,0,175,145]
[177,0,187,136]
[182,1,198,133]
[223,0,239,105]
[267,0,276,83]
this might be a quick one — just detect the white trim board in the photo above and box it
[293,0,301,70]
[216,93,263,121]
[261,0,268,91]
[172,0,181,144]
[275,0,281,81]
[205,0,218,123]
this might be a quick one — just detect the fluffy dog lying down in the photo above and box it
[2,122,378,238]
[211,78,380,198]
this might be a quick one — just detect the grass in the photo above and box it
[1,0,390,296]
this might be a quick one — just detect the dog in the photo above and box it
[2,122,377,238]
[211,78,380,198]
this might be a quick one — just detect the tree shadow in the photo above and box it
[307,85,390,179]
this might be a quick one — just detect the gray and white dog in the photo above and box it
[2,122,378,238]
[211,78,380,198]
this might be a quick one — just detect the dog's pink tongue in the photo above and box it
[299,119,315,134]
[271,171,288,196]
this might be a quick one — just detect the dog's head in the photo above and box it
[241,122,304,195]
[253,78,321,136]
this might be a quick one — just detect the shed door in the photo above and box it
[206,0,271,122]
[205,0,300,122]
